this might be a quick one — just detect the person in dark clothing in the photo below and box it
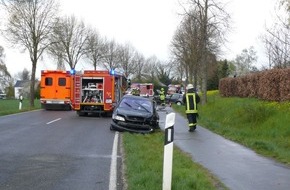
[183,84,200,132]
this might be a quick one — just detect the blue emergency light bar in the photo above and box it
[70,69,76,75]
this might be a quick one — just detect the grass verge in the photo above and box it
[122,132,227,190]
[173,90,290,165]
[0,99,41,116]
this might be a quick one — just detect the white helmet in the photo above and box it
[186,84,194,90]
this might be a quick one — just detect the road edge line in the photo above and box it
[109,131,118,190]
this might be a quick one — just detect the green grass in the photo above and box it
[0,99,41,116]
[122,132,227,190]
[173,90,290,165]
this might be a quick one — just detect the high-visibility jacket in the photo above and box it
[184,91,200,114]
[160,90,165,101]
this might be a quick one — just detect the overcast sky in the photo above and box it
[0,0,278,78]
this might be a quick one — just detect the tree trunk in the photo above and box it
[200,52,208,105]
[30,61,37,108]
[201,64,208,105]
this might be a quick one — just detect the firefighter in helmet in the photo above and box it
[183,84,200,132]
[159,87,165,106]
[132,88,140,96]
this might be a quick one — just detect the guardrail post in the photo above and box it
[162,112,175,190]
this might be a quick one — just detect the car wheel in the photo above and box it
[77,111,86,116]
[101,112,107,117]
[176,101,182,106]
[153,122,160,129]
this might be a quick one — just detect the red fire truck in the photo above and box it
[40,70,71,110]
[130,83,154,97]
[70,70,127,116]
[167,84,181,95]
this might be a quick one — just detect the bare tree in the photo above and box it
[170,58,186,83]
[85,27,105,70]
[143,55,159,82]
[116,43,137,78]
[261,2,290,69]
[156,61,173,86]
[55,55,66,70]
[171,12,202,89]
[1,0,59,107]
[15,68,31,81]
[234,46,258,75]
[50,15,89,69]
[47,25,66,71]
[280,0,290,22]
[170,34,189,85]
[0,45,11,92]
[0,46,5,65]
[132,51,145,81]
[102,39,119,70]
[178,0,231,104]
[171,25,189,84]
[262,28,290,69]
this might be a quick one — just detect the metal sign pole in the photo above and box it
[162,112,175,190]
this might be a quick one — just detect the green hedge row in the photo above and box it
[219,68,290,101]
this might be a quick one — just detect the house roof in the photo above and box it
[14,80,30,87]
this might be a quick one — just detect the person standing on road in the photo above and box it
[183,84,200,132]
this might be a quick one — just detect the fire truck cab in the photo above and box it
[71,70,126,116]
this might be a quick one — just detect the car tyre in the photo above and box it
[153,122,160,129]
[77,111,86,116]
[110,125,115,131]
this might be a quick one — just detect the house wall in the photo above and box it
[14,87,23,99]
[14,81,40,99]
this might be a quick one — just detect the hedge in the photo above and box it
[219,68,290,101]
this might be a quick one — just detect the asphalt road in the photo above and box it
[0,110,123,190]
[2,107,290,190]
[158,106,290,190]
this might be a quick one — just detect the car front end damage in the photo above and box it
[110,111,159,133]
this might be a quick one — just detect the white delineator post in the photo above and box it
[19,95,23,110]
[162,112,176,190]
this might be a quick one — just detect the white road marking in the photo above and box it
[109,132,119,190]
[46,118,61,125]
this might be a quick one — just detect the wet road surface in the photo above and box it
[158,106,290,190]
[0,110,123,190]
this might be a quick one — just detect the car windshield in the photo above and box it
[119,97,152,112]
[171,94,179,99]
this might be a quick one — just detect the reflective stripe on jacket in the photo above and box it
[185,93,198,114]
[160,90,165,100]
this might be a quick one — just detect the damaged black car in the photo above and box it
[110,95,160,133]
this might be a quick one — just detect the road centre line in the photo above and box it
[46,118,62,125]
